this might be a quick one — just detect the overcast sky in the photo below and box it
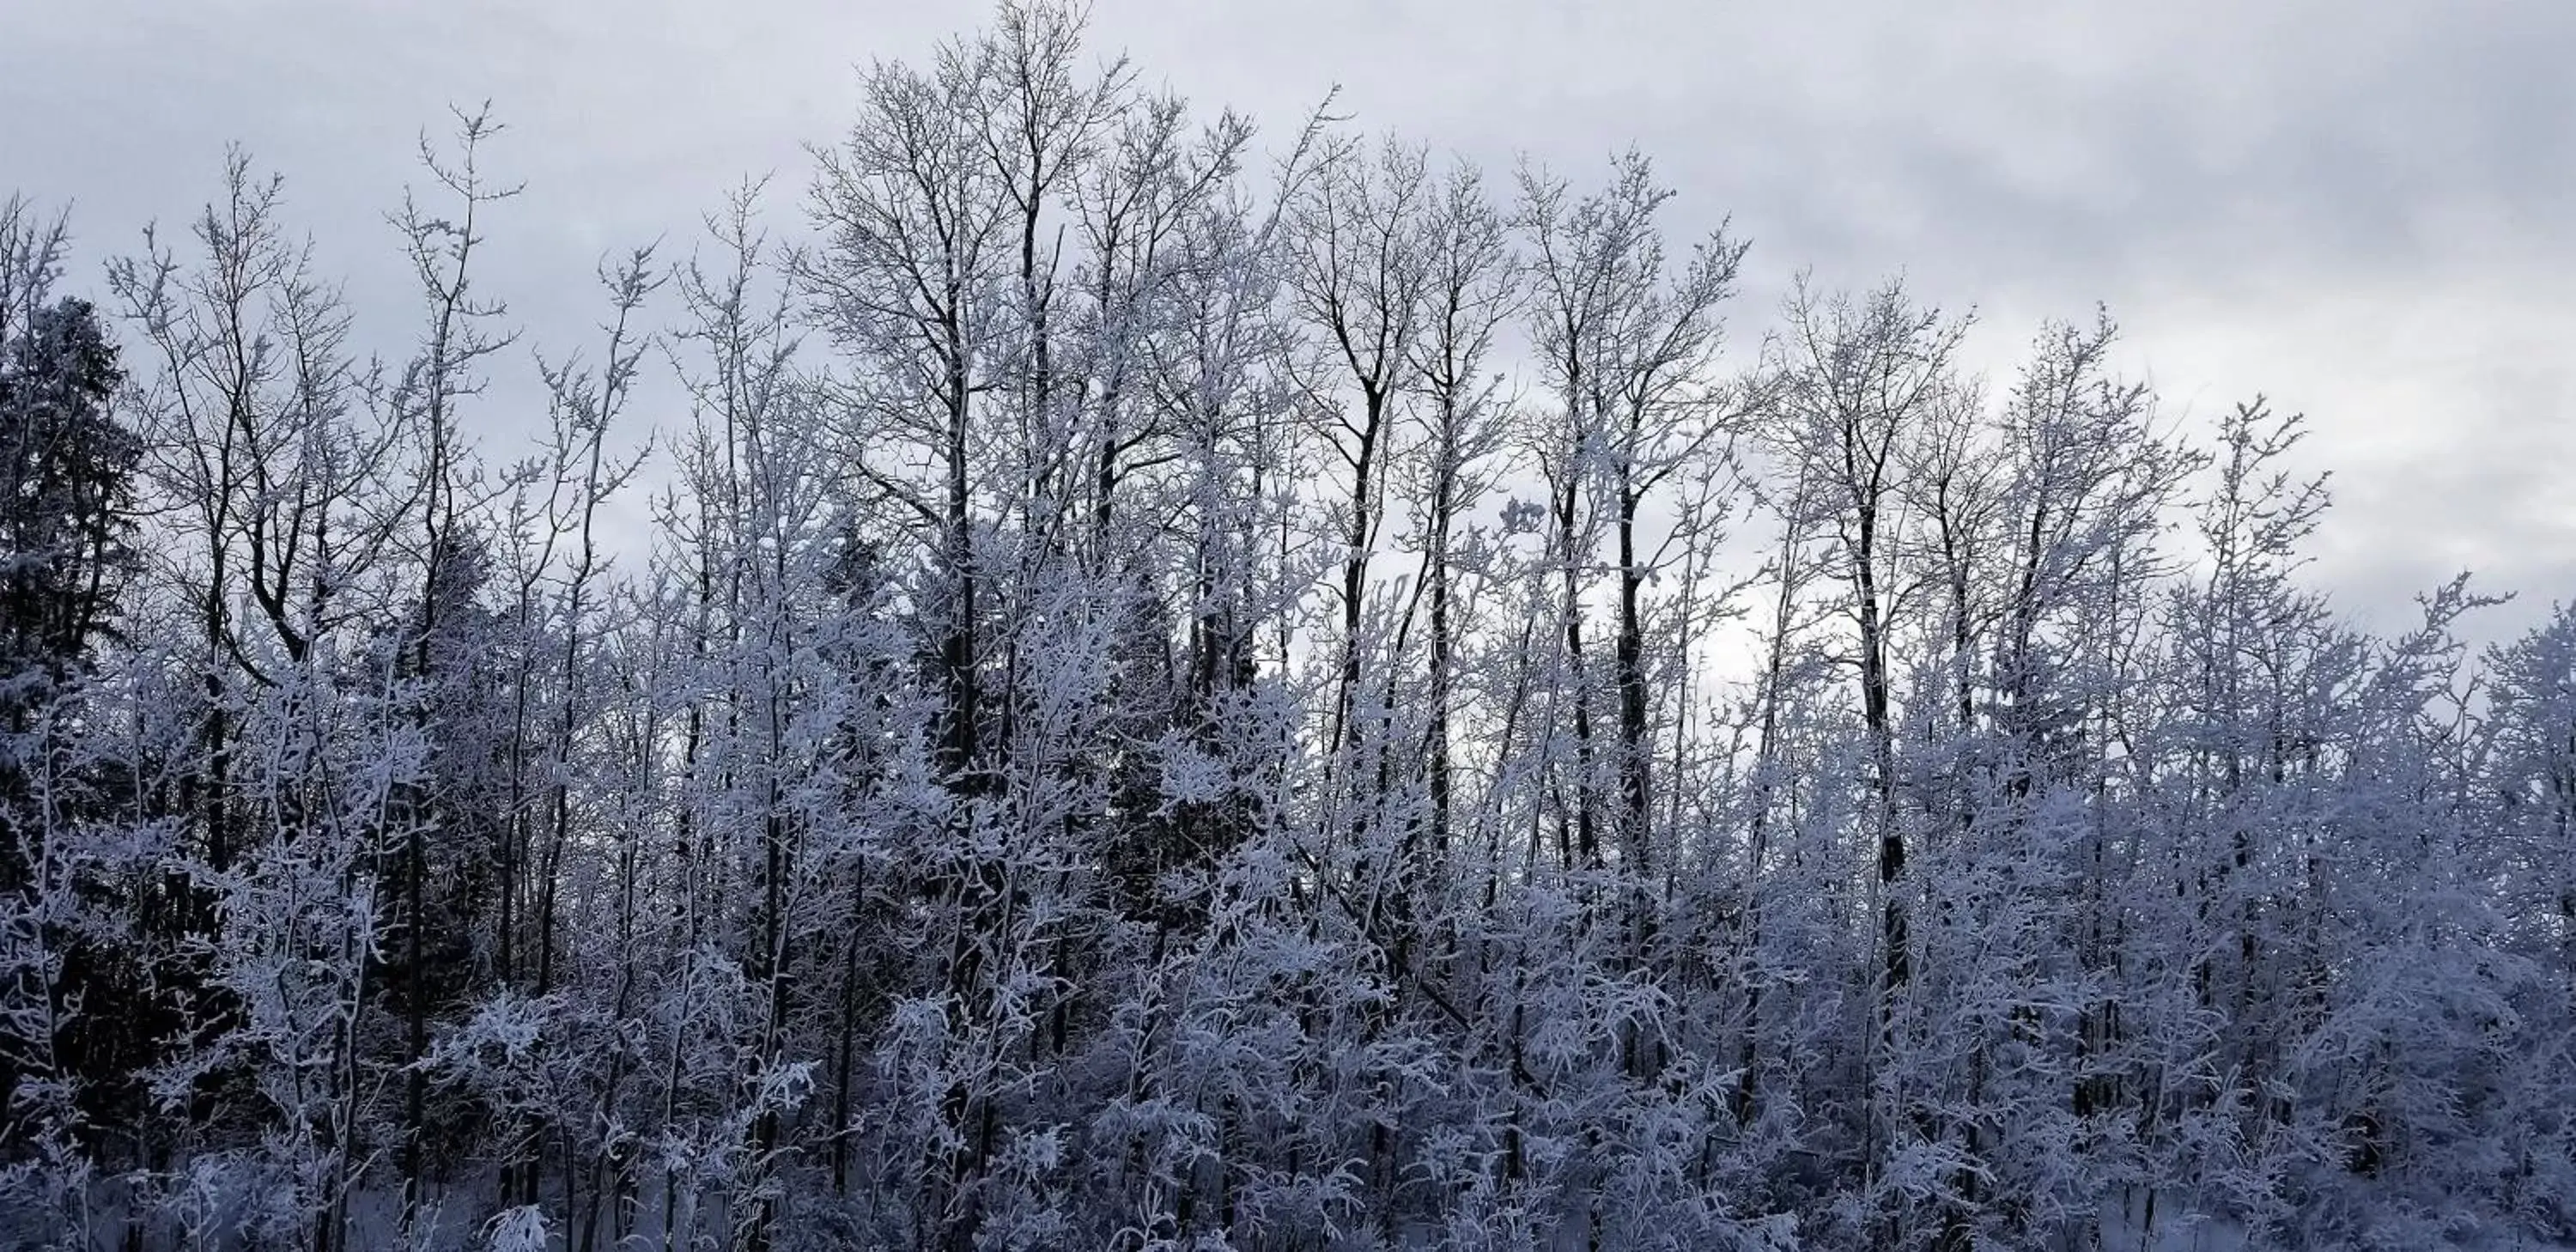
[3,0,2570,638]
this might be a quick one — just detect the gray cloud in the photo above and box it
[3,0,2567,638]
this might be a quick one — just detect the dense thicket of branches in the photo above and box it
[3,8,2573,1249]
